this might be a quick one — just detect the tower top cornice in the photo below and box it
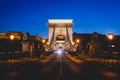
[48,19,73,24]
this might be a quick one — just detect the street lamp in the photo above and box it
[47,42,49,45]
[72,42,75,45]
[10,35,15,40]
[9,35,15,53]
[74,39,80,51]
[107,33,114,54]
[42,39,45,43]
[76,39,80,43]
[42,39,46,51]
[108,33,114,40]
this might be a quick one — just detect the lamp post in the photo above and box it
[72,42,75,51]
[45,42,49,51]
[75,39,81,53]
[10,35,15,53]
[42,39,46,51]
[42,39,46,49]
[107,33,114,54]
[76,39,80,47]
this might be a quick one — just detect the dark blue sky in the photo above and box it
[0,0,120,38]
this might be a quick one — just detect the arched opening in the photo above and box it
[56,35,65,41]
[56,35,65,50]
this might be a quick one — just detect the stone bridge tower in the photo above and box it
[48,19,73,50]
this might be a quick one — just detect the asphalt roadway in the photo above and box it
[0,53,120,80]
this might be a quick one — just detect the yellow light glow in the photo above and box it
[42,39,45,43]
[72,42,75,45]
[108,34,114,40]
[76,39,80,43]
[10,35,14,40]
[47,42,49,45]
[56,35,65,40]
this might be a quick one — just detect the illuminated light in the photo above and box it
[76,39,80,43]
[54,49,63,55]
[111,45,115,47]
[108,45,115,47]
[48,19,73,23]
[57,50,62,55]
[42,39,45,43]
[108,33,114,40]
[10,35,14,40]
[47,42,49,45]
[72,42,75,45]
[56,35,65,40]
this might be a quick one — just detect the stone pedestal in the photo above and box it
[21,42,33,57]
[21,42,30,52]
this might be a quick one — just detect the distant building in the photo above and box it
[73,32,92,53]
[88,32,107,55]
[5,31,24,40]
[73,32,120,55]
[0,31,45,53]
[0,32,23,52]
[0,33,6,39]
[73,32,92,49]
[0,31,31,41]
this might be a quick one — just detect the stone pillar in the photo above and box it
[29,45,33,57]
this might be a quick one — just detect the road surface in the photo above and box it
[0,53,120,80]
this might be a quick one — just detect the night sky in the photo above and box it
[0,0,120,38]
